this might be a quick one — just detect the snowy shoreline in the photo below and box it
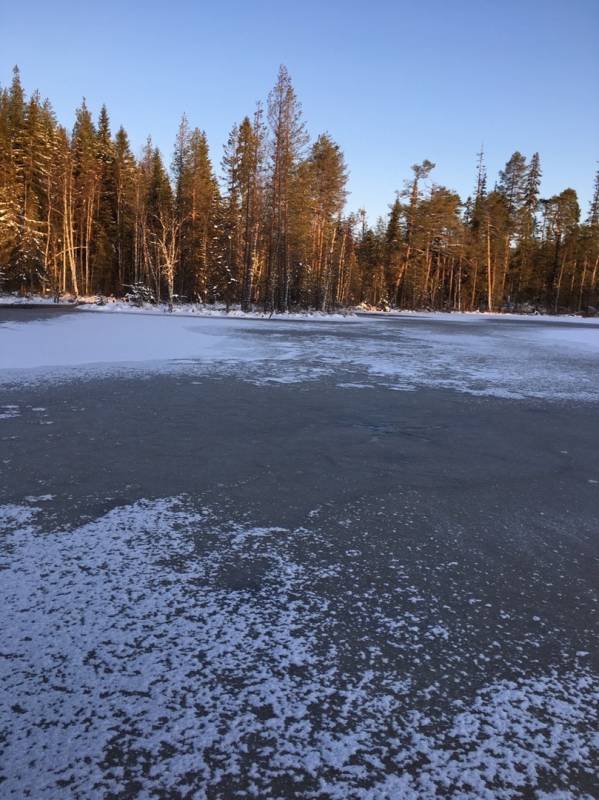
[1,293,598,324]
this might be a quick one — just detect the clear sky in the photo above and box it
[1,0,597,222]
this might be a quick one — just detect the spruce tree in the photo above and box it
[266,65,308,311]
[221,112,265,309]
[587,167,599,227]
[497,151,528,218]
[95,104,117,293]
[72,100,98,294]
[0,68,595,314]
[306,133,347,308]
[112,126,136,290]
[0,68,26,285]
[384,198,402,305]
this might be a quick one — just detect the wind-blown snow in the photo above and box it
[0,496,596,798]
[1,309,599,400]
[0,312,281,369]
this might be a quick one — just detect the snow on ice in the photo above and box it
[1,307,599,401]
[0,496,597,798]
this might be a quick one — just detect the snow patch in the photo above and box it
[0,496,596,798]
[2,309,599,401]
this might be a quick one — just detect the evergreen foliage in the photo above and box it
[0,66,597,313]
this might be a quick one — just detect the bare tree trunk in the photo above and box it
[499,233,510,308]
[554,253,569,313]
[63,169,78,296]
[486,221,493,312]
[577,257,588,311]
[590,255,599,309]
[470,259,479,310]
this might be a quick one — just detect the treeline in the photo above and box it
[1,65,598,313]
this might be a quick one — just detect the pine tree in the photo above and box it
[0,68,595,315]
[400,160,435,306]
[577,168,599,312]
[495,152,528,305]
[55,124,78,295]
[541,189,580,310]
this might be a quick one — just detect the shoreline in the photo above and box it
[1,295,598,324]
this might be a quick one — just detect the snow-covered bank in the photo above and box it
[83,300,598,325]
[2,293,598,323]
[356,307,599,325]
[0,294,355,320]
[0,294,79,306]
[80,298,355,321]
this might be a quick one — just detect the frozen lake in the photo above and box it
[1,308,598,799]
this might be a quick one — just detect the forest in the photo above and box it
[1,65,598,314]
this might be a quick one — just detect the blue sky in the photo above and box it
[1,0,597,222]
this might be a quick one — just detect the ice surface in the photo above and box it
[1,496,596,798]
[1,309,599,401]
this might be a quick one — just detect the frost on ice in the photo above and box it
[1,310,599,401]
[0,496,597,799]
